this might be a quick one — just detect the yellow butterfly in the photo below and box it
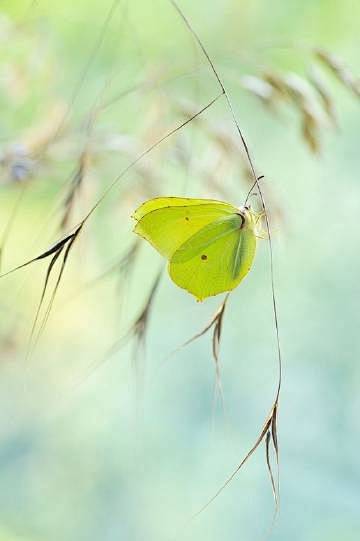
[133,197,263,301]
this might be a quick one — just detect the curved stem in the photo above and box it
[170,0,283,512]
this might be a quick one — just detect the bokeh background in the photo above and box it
[0,1,359,540]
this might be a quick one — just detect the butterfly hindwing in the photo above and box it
[169,220,256,300]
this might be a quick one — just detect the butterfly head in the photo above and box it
[237,205,253,226]
[237,205,265,235]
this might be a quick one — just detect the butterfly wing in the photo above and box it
[133,198,238,258]
[133,197,236,221]
[169,215,256,300]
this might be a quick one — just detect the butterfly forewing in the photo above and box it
[133,197,237,221]
[133,202,237,258]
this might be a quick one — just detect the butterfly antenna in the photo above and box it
[244,175,265,205]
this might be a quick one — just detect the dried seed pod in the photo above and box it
[283,73,323,153]
[308,65,338,127]
[240,75,275,106]
[315,48,360,99]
